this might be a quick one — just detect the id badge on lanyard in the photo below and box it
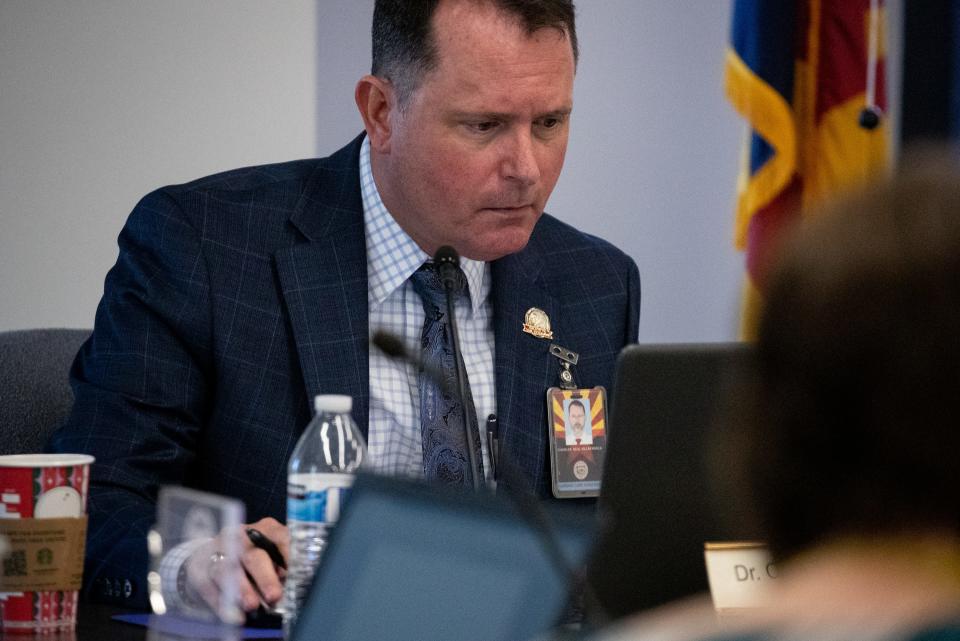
[544,343,608,499]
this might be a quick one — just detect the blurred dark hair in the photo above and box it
[732,153,960,561]
[371,0,578,104]
[568,399,585,413]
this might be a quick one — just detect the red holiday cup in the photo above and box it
[0,454,94,633]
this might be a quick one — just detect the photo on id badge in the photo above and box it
[546,387,608,498]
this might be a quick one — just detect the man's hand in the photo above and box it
[184,517,290,615]
[238,518,289,611]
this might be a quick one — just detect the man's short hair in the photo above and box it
[568,399,585,414]
[371,0,578,105]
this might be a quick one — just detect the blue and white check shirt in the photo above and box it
[360,136,496,479]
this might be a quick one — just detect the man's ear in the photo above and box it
[355,75,396,153]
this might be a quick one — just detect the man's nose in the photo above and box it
[500,130,540,187]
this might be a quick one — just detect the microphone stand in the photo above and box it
[435,246,483,492]
[371,328,601,627]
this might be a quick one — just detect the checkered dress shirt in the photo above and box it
[360,136,495,480]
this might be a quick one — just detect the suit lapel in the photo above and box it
[274,135,371,437]
[492,242,561,496]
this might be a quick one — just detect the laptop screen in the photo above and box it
[587,342,757,621]
[292,474,595,641]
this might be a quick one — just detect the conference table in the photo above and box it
[33,604,146,641]
[39,603,579,641]
[27,603,228,641]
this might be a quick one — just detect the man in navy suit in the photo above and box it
[49,0,639,611]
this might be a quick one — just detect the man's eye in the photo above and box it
[539,117,563,129]
[467,121,498,133]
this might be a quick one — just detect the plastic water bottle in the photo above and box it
[283,394,366,633]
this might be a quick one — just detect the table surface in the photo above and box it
[69,603,281,641]
[78,604,148,641]
[10,600,579,641]
[2,604,149,641]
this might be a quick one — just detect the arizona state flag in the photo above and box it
[725,0,889,337]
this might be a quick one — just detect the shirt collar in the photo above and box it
[360,135,489,314]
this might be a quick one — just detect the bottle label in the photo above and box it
[286,473,353,524]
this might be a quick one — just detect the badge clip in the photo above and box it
[550,343,579,390]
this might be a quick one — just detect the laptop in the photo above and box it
[291,473,596,641]
[586,342,757,622]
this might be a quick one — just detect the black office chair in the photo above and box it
[0,328,90,455]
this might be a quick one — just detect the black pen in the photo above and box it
[486,414,500,481]
[243,527,285,621]
[246,527,287,570]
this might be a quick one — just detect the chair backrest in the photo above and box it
[0,328,90,455]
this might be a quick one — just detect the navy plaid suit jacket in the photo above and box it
[49,134,640,607]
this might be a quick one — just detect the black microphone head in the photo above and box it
[434,245,460,267]
[371,330,407,359]
[434,245,461,290]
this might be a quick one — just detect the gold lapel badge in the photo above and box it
[522,307,554,340]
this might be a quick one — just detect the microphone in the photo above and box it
[434,245,460,291]
[433,246,483,491]
[431,247,598,619]
[372,321,481,491]
[373,331,590,618]
[371,330,409,360]
[371,331,458,399]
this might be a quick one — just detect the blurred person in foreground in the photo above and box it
[596,159,960,641]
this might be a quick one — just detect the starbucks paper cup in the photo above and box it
[0,454,94,633]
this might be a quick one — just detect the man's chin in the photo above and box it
[459,231,534,262]
[458,218,540,262]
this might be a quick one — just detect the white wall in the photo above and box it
[0,1,317,331]
[563,1,744,342]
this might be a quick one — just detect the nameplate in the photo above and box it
[703,541,777,614]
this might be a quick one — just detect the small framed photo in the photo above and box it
[546,386,608,499]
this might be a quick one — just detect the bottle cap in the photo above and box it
[314,394,352,414]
